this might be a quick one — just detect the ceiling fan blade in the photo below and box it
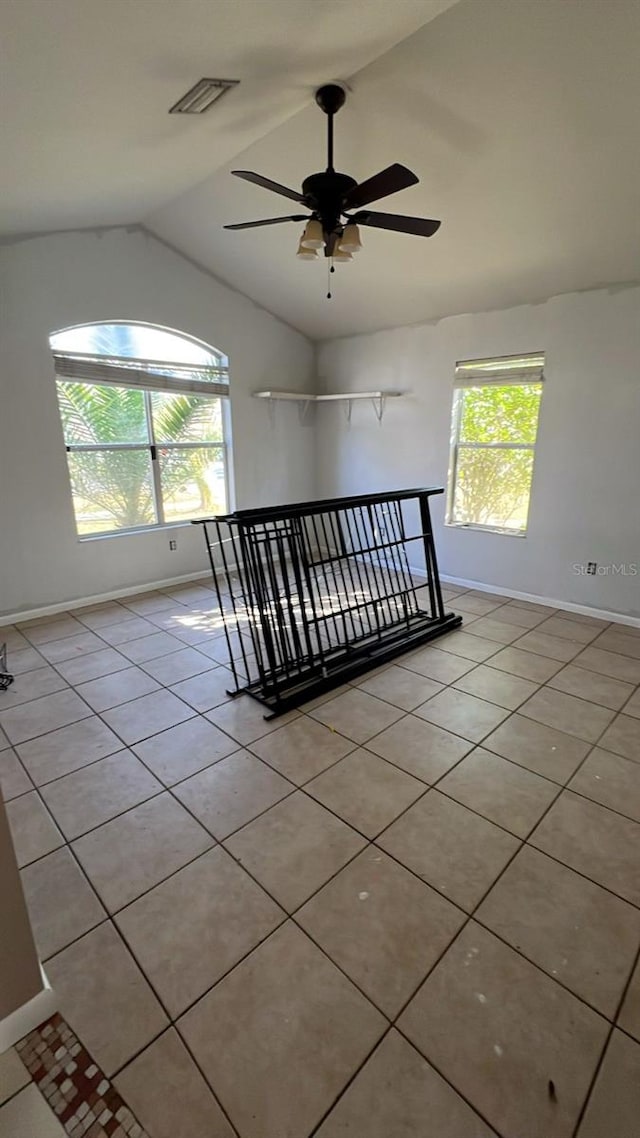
[354,211,441,238]
[231,170,305,204]
[224,215,309,231]
[342,164,419,210]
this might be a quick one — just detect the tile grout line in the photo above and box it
[511,681,640,1136]
[9,604,640,924]
[0,1080,35,1113]
[7,609,633,751]
[4,587,639,1137]
[307,680,629,1137]
[302,635,640,1132]
[107,673,638,1133]
[8,608,640,880]
[569,945,640,1137]
[16,593,251,1134]
[304,760,543,1135]
[24,634,398,1075]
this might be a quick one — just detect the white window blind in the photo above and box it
[52,351,230,397]
[454,353,545,388]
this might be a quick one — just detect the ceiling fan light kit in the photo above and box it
[296,240,318,261]
[301,218,324,249]
[224,83,441,295]
[339,222,362,253]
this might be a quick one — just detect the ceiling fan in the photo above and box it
[223,83,440,282]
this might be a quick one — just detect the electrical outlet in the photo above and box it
[169,539,177,551]
[587,561,597,575]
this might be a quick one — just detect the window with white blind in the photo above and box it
[446,353,544,535]
[50,321,231,537]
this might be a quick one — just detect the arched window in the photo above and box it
[50,321,231,536]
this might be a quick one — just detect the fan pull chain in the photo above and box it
[327,258,335,300]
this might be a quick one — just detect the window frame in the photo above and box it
[52,322,232,539]
[445,354,544,537]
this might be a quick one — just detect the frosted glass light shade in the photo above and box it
[332,246,353,262]
[297,239,317,260]
[339,223,362,252]
[301,219,324,249]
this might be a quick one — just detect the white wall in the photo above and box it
[2,235,638,621]
[316,285,640,619]
[0,227,314,617]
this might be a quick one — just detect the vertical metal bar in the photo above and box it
[371,500,402,624]
[351,503,375,634]
[384,500,413,626]
[261,524,294,680]
[342,507,373,637]
[326,509,359,641]
[309,513,341,647]
[419,492,445,619]
[381,503,405,625]
[306,513,327,647]
[254,532,278,675]
[253,527,288,681]
[395,499,420,619]
[274,525,304,668]
[241,524,283,696]
[224,521,263,683]
[279,522,314,667]
[368,500,391,623]
[205,520,242,690]
[394,500,418,614]
[366,503,392,635]
[292,516,327,668]
[318,510,349,647]
[354,505,382,638]
[225,522,257,679]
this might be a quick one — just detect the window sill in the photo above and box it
[445,522,527,538]
[77,522,195,543]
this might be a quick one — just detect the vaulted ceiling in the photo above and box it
[0,0,453,234]
[2,0,639,339]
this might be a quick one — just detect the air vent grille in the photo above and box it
[169,78,240,115]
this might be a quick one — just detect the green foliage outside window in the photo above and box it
[58,382,225,533]
[450,383,542,531]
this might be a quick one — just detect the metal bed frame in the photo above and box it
[0,643,14,692]
[194,487,461,716]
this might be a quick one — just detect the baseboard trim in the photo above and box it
[3,564,638,631]
[439,573,640,629]
[1,570,216,626]
[0,969,57,1052]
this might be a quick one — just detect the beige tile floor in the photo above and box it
[0,1047,65,1138]
[2,579,640,1138]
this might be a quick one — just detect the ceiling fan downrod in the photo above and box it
[314,83,347,173]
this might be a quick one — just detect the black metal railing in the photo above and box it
[194,488,461,715]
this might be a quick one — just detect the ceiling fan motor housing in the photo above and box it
[302,171,357,235]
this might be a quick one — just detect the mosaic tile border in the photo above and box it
[16,1013,150,1138]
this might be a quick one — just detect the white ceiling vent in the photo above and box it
[169,78,240,114]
